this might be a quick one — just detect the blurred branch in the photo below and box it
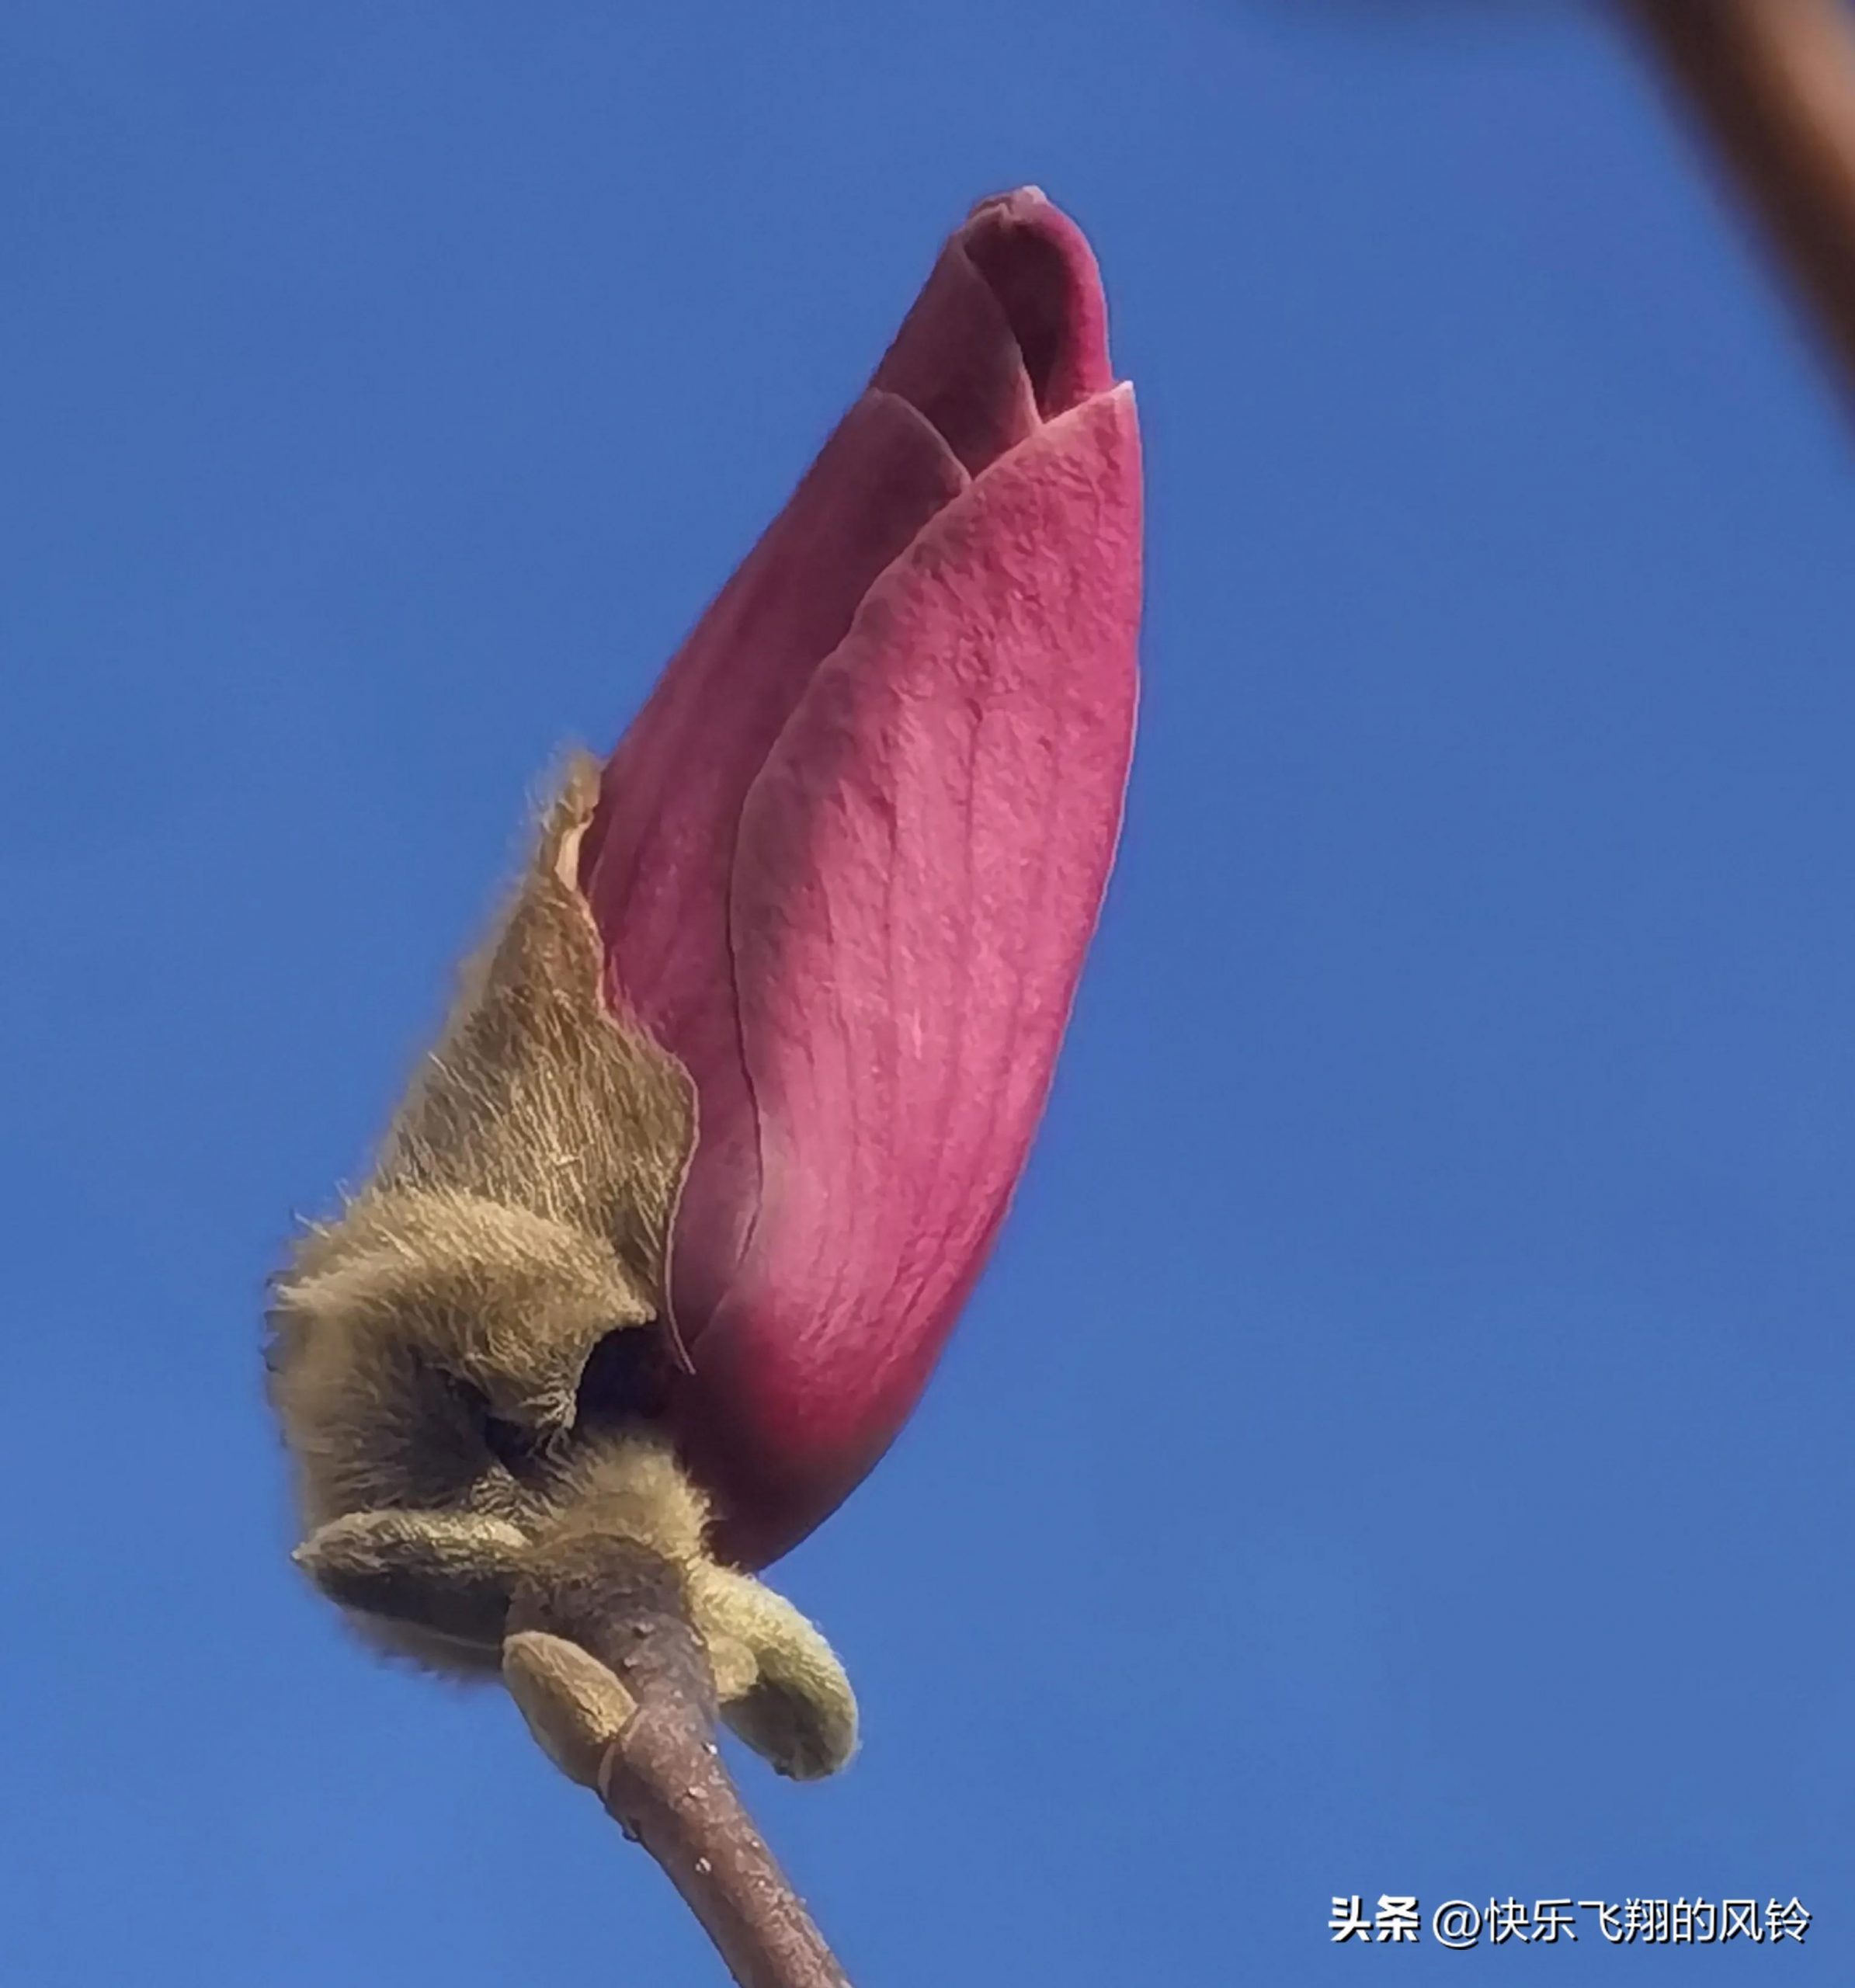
[506,1535,852,1988]
[1617,0,1855,401]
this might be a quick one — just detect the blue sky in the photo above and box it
[5,3,1852,1981]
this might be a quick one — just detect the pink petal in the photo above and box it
[582,394,970,1325]
[672,388,1141,1568]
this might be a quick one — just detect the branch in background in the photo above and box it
[505,1535,852,1988]
[1617,0,1855,403]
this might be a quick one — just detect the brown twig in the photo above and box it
[507,1535,852,1988]
[1617,0,1855,401]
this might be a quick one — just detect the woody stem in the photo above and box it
[1616,0,1855,404]
[506,1534,851,1988]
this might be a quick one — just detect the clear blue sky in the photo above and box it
[5,4,1852,1982]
